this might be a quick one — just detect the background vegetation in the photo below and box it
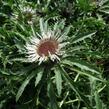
[0,0,109,109]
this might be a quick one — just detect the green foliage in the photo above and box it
[0,0,109,109]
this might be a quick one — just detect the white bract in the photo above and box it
[12,5,36,24]
[25,19,69,64]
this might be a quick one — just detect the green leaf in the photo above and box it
[72,68,103,81]
[61,26,71,37]
[16,70,37,101]
[54,66,62,96]
[1,70,10,76]
[95,91,103,109]
[35,67,44,87]
[40,18,44,34]
[14,22,26,31]
[70,46,85,52]
[12,32,26,41]
[57,65,80,96]
[10,58,29,63]
[47,81,60,109]
[77,50,102,59]
[99,0,109,7]
[58,65,92,109]
[77,0,91,11]
[99,9,109,14]
[61,59,100,74]
[72,32,96,43]
[30,24,37,37]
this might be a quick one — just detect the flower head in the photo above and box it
[12,5,36,24]
[25,19,70,64]
[22,6,36,24]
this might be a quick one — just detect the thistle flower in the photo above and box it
[21,6,36,24]
[12,5,36,24]
[25,19,70,64]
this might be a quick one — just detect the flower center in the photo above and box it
[24,12,33,21]
[37,39,58,56]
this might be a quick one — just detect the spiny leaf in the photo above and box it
[61,59,100,74]
[47,81,60,109]
[57,65,80,96]
[61,26,71,37]
[10,58,29,63]
[40,18,44,33]
[72,32,96,43]
[95,91,103,109]
[54,66,62,96]
[99,0,109,6]
[58,65,92,109]
[99,9,109,14]
[16,71,36,101]
[35,67,44,87]
[67,46,85,53]
[72,68,103,81]
[12,32,26,41]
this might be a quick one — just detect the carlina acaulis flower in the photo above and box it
[12,5,36,24]
[22,6,36,24]
[25,19,70,64]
